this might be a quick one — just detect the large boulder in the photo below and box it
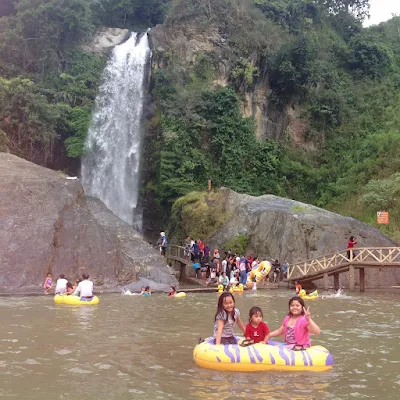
[0,153,177,293]
[83,27,131,55]
[171,188,400,289]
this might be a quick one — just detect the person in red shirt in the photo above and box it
[295,280,302,295]
[347,235,358,259]
[244,306,270,344]
[198,240,204,260]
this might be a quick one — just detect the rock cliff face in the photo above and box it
[0,153,176,293]
[149,24,307,147]
[83,27,131,55]
[175,188,399,289]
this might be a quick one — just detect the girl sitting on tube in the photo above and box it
[266,296,320,350]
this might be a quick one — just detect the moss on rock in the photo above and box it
[169,190,230,244]
[223,233,250,256]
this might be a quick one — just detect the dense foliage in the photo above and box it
[0,0,169,166]
[148,0,400,240]
[1,0,399,240]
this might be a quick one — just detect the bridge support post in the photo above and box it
[333,273,339,291]
[359,268,365,292]
[323,273,329,290]
[349,265,355,292]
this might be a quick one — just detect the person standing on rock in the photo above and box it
[192,240,200,261]
[273,260,281,283]
[282,260,289,280]
[204,244,210,263]
[239,257,247,284]
[184,236,191,258]
[160,232,168,257]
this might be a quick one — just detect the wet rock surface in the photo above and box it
[0,154,177,293]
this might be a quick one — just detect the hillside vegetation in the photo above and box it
[0,0,399,241]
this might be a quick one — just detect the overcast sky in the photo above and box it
[364,0,400,26]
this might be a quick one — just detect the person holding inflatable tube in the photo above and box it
[213,293,245,345]
[168,286,177,296]
[266,296,320,350]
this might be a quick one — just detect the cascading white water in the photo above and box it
[81,32,151,228]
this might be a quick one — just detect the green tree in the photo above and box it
[319,0,370,21]
[361,173,400,212]
[347,33,393,78]
[0,77,60,163]
[1,0,95,75]
[269,34,317,101]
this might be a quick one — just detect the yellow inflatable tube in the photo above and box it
[299,289,319,300]
[174,292,186,298]
[218,284,244,293]
[54,295,100,305]
[193,337,333,372]
[229,284,244,293]
[246,261,271,288]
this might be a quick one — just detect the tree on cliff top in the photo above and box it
[318,0,370,20]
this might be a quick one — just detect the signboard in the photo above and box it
[376,211,389,225]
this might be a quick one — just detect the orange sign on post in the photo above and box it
[376,211,389,225]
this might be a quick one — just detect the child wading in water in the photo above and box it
[168,286,177,296]
[266,296,320,350]
[213,292,245,345]
[244,306,270,344]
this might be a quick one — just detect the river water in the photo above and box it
[0,290,398,399]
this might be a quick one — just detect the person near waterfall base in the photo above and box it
[160,232,168,256]
[43,272,53,294]
[74,273,94,299]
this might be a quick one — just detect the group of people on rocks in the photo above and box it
[43,272,94,298]
[212,292,320,349]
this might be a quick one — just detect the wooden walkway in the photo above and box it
[287,247,400,292]
[166,245,191,265]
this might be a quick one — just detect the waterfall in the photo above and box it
[81,32,151,229]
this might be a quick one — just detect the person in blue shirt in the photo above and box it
[192,261,201,278]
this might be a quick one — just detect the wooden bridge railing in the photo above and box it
[166,245,191,264]
[287,247,400,281]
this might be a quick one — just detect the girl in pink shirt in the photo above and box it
[266,296,320,350]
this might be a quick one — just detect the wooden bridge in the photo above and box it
[166,245,193,282]
[287,247,400,292]
[167,245,191,265]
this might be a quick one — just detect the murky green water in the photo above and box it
[0,289,399,399]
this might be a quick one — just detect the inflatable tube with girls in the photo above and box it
[193,337,333,372]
